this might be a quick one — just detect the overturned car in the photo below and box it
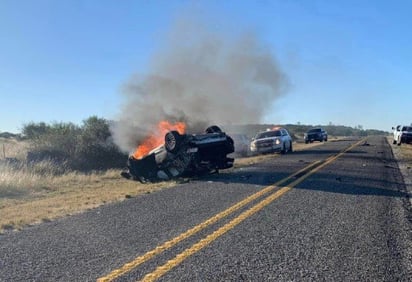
[121,126,235,182]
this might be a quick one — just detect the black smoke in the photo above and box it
[111,18,288,153]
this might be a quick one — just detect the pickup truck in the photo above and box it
[392,125,412,145]
[304,128,328,144]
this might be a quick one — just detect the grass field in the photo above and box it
[0,137,337,233]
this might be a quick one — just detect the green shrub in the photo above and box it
[22,116,127,173]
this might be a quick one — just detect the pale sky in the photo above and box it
[1,0,410,133]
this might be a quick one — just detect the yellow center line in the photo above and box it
[140,138,366,281]
[142,187,292,282]
[97,161,321,282]
[98,138,366,282]
[287,138,366,187]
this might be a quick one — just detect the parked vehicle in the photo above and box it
[250,128,293,154]
[121,125,234,183]
[392,125,412,145]
[230,133,250,157]
[304,128,328,143]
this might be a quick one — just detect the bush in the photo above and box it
[22,116,127,173]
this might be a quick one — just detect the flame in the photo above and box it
[133,121,186,159]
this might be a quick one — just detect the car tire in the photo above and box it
[393,140,397,145]
[226,135,235,152]
[165,130,182,153]
[289,141,293,152]
[205,125,222,133]
[281,143,287,154]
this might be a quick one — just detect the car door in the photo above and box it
[280,129,288,148]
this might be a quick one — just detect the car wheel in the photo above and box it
[205,125,222,133]
[165,130,182,153]
[393,140,397,145]
[226,135,235,152]
[281,143,286,154]
[289,141,293,152]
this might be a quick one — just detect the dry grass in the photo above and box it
[0,137,29,160]
[0,139,326,233]
[0,166,177,232]
[386,137,412,168]
[397,144,412,168]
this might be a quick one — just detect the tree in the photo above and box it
[73,116,125,171]
[21,122,50,139]
[23,116,127,172]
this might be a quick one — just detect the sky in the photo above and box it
[0,0,411,133]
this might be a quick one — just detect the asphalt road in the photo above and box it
[1,136,411,281]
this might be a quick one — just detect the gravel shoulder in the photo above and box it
[387,137,412,206]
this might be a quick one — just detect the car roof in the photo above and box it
[255,128,287,138]
[258,127,286,133]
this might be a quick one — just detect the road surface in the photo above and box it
[1,136,411,281]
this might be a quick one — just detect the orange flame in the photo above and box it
[133,121,186,159]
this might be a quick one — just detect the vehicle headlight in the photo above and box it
[250,142,256,149]
[275,139,280,145]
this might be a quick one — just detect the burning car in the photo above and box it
[121,125,235,182]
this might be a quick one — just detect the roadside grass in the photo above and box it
[386,136,412,168]
[397,143,412,169]
[0,164,177,233]
[0,139,326,233]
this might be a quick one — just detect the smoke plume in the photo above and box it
[111,18,288,153]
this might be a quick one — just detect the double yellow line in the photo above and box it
[98,139,365,282]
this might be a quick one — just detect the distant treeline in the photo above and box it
[0,132,21,139]
[223,124,389,140]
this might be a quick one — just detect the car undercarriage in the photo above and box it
[121,126,235,183]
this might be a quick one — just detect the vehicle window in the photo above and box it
[308,128,321,133]
[256,130,281,139]
[402,126,412,131]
